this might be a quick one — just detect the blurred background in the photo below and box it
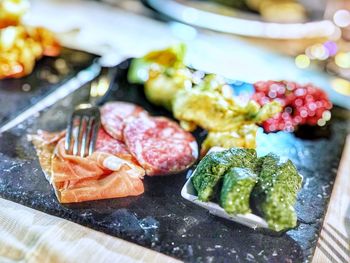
[4,0,350,105]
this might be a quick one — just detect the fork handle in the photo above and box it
[89,65,119,107]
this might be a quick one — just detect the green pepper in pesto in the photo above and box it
[191,148,257,201]
[220,167,257,215]
[253,153,302,232]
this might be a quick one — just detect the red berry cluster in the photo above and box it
[252,80,332,132]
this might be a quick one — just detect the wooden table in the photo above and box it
[313,135,350,263]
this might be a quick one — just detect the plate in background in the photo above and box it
[143,0,338,39]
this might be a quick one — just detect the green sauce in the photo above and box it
[220,167,257,215]
[191,148,257,201]
[253,153,303,231]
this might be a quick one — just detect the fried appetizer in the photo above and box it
[0,26,60,79]
[0,0,29,28]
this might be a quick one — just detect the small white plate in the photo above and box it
[181,147,303,230]
[181,172,269,230]
[181,146,269,230]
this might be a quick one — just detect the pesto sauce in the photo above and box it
[253,153,303,231]
[220,167,257,215]
[191,148,257,201]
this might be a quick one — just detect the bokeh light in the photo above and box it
[333,9,350,28]
[322,110,331,121]
[310,44,329,60]
[335,52,350,69]
[317,118,326,126]
[295,54,310,68]
[323,41,337,56]
[331,78,350,96]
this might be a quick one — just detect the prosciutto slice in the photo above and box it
[29,128,145,203]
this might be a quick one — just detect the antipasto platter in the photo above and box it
[0,50,349,262]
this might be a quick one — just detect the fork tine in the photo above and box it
[80,117,94,157]
[65,114,74,154]
[73,115,83,156]
[88,117,101,156]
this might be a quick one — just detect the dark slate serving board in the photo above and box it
[0,59,350,263]
[0,48,97,126]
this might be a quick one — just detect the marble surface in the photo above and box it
[0,59,349,262]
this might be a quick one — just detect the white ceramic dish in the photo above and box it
[181,147,303,230]
[181,173,269,229]
[145,0,337,40]
[181,147,269,229]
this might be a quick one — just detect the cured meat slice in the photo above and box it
[51,140,106,183]
[96,128,128,155]
[30,127,145,203]
[59,163,144,203]
[100,101,148,141]
[95,128,138,164]
[51,141,145,203]
[28,130,66,181]
[123,116,198,176]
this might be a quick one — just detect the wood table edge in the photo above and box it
[312,135,350,263]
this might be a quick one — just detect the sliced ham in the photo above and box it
[30,128,145,203]
[123,116,198,176]
[100,101,148,141]
[28,130,66,181]
[54,148,144,203]
[51,140,106,183]
[59,164,144,203]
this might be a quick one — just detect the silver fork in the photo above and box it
[65,66,116,157]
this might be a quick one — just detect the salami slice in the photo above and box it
[96,128,129,155]
[100,102,148,141]
[123,116,198,176]
[96,128,138,164]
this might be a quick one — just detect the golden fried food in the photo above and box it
[26,26,61,57]
[0,0,60,79]
[0,26,60,79]
[145,67,192,110]
[259,0,307,23]
[172,75,282,132]
[0,0,29,28]
[201,124,258,155]
[173,75,281,154]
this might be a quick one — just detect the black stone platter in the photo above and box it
[0,48,97,126]
[0,59,349,263]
